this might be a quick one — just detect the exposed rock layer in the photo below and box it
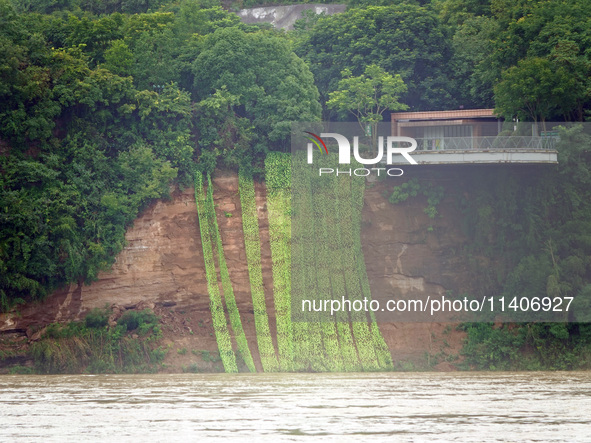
[1,170,472,370]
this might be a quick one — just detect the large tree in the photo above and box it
[327,64,408,148]
[483,0,591,121]
[192,27,321,164]
[449,15,499,108]
[494,57,580,128]
[296,5,455,115]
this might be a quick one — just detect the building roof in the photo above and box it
[391,109,496,121]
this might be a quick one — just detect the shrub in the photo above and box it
[85,307,110,329]
[117,309,159,332]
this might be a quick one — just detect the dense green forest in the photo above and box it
[2,0,591,369]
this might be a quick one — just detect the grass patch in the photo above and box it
[239,168,280,372]
[289,153,393,371]
[28,308,165,374]
[207,175,256,373]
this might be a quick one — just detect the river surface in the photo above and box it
[1,372,590,442]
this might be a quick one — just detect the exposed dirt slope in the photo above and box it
[361,171,474,369]
[0,170,470,372]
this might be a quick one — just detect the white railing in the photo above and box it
[414,136,558,151]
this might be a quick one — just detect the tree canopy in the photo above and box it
[2,0,591,369]
[494,57,581,126]
[296,4,456,116]
[0,0,324,308]
[193,27,321,169]
[327,64,408,146]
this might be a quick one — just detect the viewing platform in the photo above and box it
[389,109,559,165]
[388,136,558,165]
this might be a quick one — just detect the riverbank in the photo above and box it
[0,169,468,374]
[3,166,590,374]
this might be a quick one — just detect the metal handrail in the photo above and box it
[414,136,558,151]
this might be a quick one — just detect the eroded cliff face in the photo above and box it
[360,169,480,365]
[362,170,482,316]
[1,186,208,333]
[1,170,472,371]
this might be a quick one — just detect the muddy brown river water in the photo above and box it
[1,372,590,441]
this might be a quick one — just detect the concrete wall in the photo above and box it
[238,4,346,30]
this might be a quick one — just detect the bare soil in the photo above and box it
[0,171,469,373]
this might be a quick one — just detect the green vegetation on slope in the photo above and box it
[194,173,238,373]
[28,308,165,374]
[192,156,392,374]
[207,176,257,373]
[310,167,352,372]
[274,152,392,371]
[3,0,591,371]
[263,154,297,371]
[238,169,280,372]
